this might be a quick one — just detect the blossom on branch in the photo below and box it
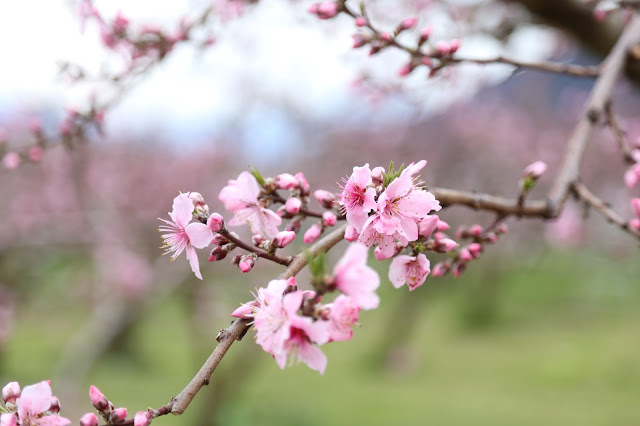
[389,253,431,291]
[0,381,70,426]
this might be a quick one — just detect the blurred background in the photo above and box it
[1,0,640,425]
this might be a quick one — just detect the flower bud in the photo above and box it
[523,161,547,180]
[316,1,339,19]
[304,223,323,244]
[419,26,432,42]
[28,146,43,162]
[89,385,110,413]
[468,242,482,258]
[470,224,483,237]
[419,215,439,238]
[286,220,301,234]
[213,234,229,245]
[436,238,458,253]
[0,414,18,426]
[49,396,61,413]
[314,190,336,208]
[371,166,384,186]
[2,382,20,405]
[294,172,310,194]
[111,407,128,423]
[80,413,99,426]
[452,262,466,278]
[2,152,20,170]
[133,410,153,426]
[344,225,359,242]
[274,231,296,248]
[482,232,498,243]
[209,246,228,262]
[285,197,302,214]
[449,38,460,53]
[252,234,266,246]
[630,218,640,231]
[188,192,206,209]
[436,220,450,231]
[631,198,640,218]
[431,262,449,277]
[355,16,366,26]
[398,17,417,31]
[380,32,392,42]
[459,248,473,262]
[238,256,255,273]
[207,213,224,232]
[436,40,451,55]
[352,34,370,48]
[322,211,337,226]
[231,302,256,319]
[496,223,508,234]
[275,173,297,189]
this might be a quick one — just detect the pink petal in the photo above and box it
[297,342,327,374]
[36,415,72,426]
[18,381,52,420]
[185,222,213,249]
[169,193,195,228]
[1,414,18,426]
[389,255,412,288]
[185,245,203,280]
[352,164,372,188]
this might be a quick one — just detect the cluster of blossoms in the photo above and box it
[232,243,378,374]
[1,381,69,426]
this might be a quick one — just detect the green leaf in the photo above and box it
[248,165,266,187]
[305,250,326,290]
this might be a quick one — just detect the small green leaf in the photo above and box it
[248,165,266,187]
[305,251,326,290]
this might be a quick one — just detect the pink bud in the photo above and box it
[111,407,128,423]
[274,231,296,248]
[459,248,473,262]
[436,40,450,55]
[213,234,229,245]
[483,232,498,243]
[632,198,640,218]
[322,211,337,226]
[419,215,439,238]
[449,39,460,53]
[28,146,43,162]
[294,172,310,193]
[285,197,302,214]
[397,63,413,77]
[399,17,417,30]
[380,32,392,42]
[419,26,432,42]
[2,382,20,405]
[209,246,228,262]
[468,242,482,258]
[238,256,255,273]
[80,413,99,426]
[371,166,384,185]
[304,223,323,244]
[452,262,466,278]
[431,262,448,277]
[207,213,224,232]
[90,385,110,412]
[188,192,205,209]
[49,396,61,413]
[113,10,129,33]
[252,234,266,246]
[308,3,319,14]
[630,218,640,231]
[231,302,256,319]
[314,190,336,207]
[316,1,339,19]
[437,238,458,253]
[355,16,366,27]
[1,413,18,426]
[436,219,450,232]
[2,152,20,170]
[344,225,359,242]
[286,220,301,234]
[373,246,388,260]
[134,410,153,426]
[624,164,640,189]
[455,226,467,239]
[275,173,298,189]
[523,161,547,179]
[352,34,369,48]
[470,224,483,237]
[496,223,508,234]
[421,57,433,67]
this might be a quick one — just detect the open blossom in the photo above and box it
[325,295,359,341]
[219,171,282,238]
[333,243,380,310]
[159,193,213,280]
[359,161,441,259]
[1,381,70,426]
[339,164,377,232]
[253,279,329,373]
[389,254,431,291]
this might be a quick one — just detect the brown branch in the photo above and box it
[341,2,601,78]
[220,229,293,266]
[548,13,640,216]
[571,182,640,239]
[604,102,636,164]
[432,187,550,217]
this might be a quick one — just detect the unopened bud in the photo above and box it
[459,248,473,262]
[274,231,296,248]
[314,190,336,208]
[468,242,482,258]
[49,396,60,413]
[436,219,450,231]
[449,38,460,53]
[398,17,417,31]
[523,161,547,180]
[252,234,266,246]
[275,173,298,189]
[316,1,340,19]
[380,32,392,42]
[436,40,451,55]
[352,34,370,49]
[238,256,255,273]
[2,382,20,405]
[470,224,483,237]
[431,262,449,277]
[419,26,432,42]
[231,254,243,265]
[285,197,301,214]
[209,246,228,262]
[322,211,337,226]
[436,238,458,253]
[630,218,640,231]
[2,152,20,170]
[344,225,359,242]
[294,172,310,194]
[371,166,384,186]
[207,213,224,232]
[355,16,367,27]
[303,223,323,244]
[133,410,153,426]
[496,223,508,234]
[80,413,99,426]
[631,198,640,218]
[452,262,466,278]
[213,234,229,245]
[286,220,301,234]
[188,192,205,209]
[89,385,110,413]
[231,302,256,319]
[111,407,128,423]
[482,232,498,243]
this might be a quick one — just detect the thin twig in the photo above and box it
[220,229,293,266]
[604,102,636,164]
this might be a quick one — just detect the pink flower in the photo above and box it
[359,161,441,258]
[389,253,430,291]
[253,280,329,373]
[303,224,323,244]
[325,295,359,341]
[80,413,99,426]
[632,198,640,218]
[333,243,379,310]
[418,215,439,238]
[624,163,640,188]
[2,152,20,170]
[9,381,70,426]
[344,225,359,242]
[159,193,214,280]
[219,172,282,238]
[339,164,377,232]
